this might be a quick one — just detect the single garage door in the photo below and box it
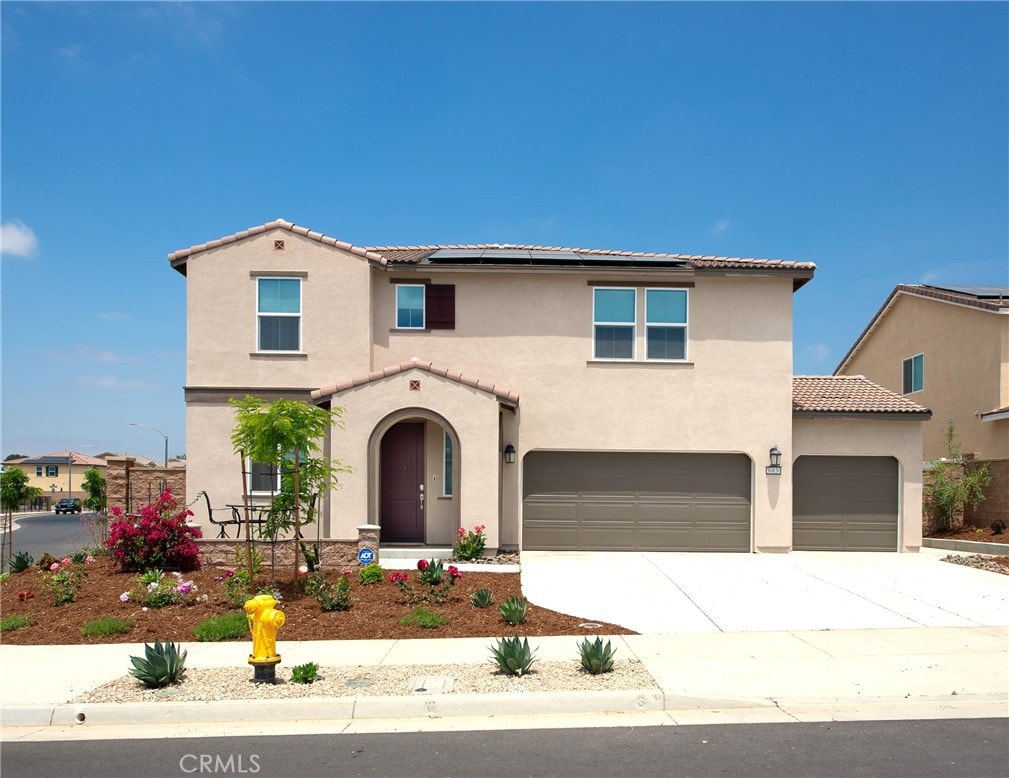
[522,452,751,551]
[792,456,898,551]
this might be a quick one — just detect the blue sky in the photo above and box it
[2,1,1007,461]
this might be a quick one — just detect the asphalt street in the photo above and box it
[2,718,1005,778]
[1,511,98,560]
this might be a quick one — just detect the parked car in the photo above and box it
[54,498,82,514]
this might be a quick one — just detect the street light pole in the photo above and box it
[130,422,169,467]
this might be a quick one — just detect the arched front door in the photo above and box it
[380,421,425,542]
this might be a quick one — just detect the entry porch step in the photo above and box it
[379,546,454,560]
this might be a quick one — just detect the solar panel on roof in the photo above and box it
[925,284,1009,298]
[481,249,533,260]
[527,250,581,260]
[427,249,484,259]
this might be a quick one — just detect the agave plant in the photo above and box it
[470,587,494,609]
[577,637,616,675]
[498,596,528,625]
[128,640,187,689]
[489,636,537,676]
[10,550,33,574]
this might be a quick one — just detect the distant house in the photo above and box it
[835,284,1009,461]
[169,219,931,553]
[2,451,107,504]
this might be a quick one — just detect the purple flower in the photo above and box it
[120,592,130,603]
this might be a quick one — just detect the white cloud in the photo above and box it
[0,220,39,258]
[710,218,730,237]
[76,375,161,391]
[57,43,83,60]
[804,342,831,364]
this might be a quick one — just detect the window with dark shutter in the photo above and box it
[426,284,455,329]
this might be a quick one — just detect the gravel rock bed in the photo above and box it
[75,660,657,704]
[941,553,1009,575]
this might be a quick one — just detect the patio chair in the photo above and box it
[199,491,241,539]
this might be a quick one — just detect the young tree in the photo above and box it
[81,467,107,513]
[924,420,992,530]
[0,467,42,561]
[230,396,348,579]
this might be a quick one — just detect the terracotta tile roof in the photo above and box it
[167,219,815,283]
[835,284,1009,373]
[793,376,931,416]
[368,243,816,273]
[168,219,388,268]
[980,404,1009,420]
[311,359,519,406]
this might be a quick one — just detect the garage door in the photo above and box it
[792,456,898,551]
[522,452,751,551]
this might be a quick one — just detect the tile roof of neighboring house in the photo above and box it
[311,358,520,406]
[835,283,1009,373]
[168,219,816,286]
[13,451,108,467]
[793,376,931,416]
[980,404,1009,421]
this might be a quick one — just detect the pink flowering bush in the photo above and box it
[105,489,202,572]
[454,524,487,561]
[122,570,204,608]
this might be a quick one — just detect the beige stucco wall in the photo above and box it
[374,272,796,552]
[186,229,373,390]
[792,417,924,551]
[841,294,1008,459]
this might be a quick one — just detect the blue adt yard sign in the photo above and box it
[357,547,375,565]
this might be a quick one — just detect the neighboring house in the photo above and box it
[835,284,1009,461]
[2,451,107,503]
[169,219,930,553]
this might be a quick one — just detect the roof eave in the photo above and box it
[793,409,933,421]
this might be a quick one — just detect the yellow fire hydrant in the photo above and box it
[245,593,286,683]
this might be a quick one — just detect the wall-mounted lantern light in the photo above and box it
[503,444,516,465]
[766,445,782,476]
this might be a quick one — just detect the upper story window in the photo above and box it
[645,289,688,360]
[35,466,43,477]
[46,465,59,477]
[902,353,924,394]
[394,283,456,330]
[257,278,301,351]
[593,288,636,359]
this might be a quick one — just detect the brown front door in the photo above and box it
[380,422,425,542]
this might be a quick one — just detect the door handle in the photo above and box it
[419,484,425,511]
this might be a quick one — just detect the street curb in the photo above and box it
[7,691,1004,730]
[923,538,1009,556]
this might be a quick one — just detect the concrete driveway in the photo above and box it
[520,548,1009,634]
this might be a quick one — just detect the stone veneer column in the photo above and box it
[357,524,380,564]
[105,456,135,513]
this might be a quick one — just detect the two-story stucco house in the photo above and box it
[835,284,1009,461]
[170,219,930,554]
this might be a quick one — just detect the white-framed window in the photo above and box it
[645,288,688,360]
[247,460,280,495]
[257,277,301,351]
[902,353,924,394]
[35,466,43,476]
[443,431,454,497]
[593,288,636,359]
[396,285,426,329]
[46,465,59,477]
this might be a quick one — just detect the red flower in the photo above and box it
[16,590,33,600]
[417,559,429,571]
[389,571,408,584]
[447,565,462,580]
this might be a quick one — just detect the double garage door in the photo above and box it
[792,455,898,551]
[522,452,751,552]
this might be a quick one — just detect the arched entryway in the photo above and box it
[370,409,460,546]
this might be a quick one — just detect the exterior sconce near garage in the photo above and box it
[766,445,782,476]
[503,444,517,465]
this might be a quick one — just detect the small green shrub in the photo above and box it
[489,636,537,676]
[0,572,10,583]
[499,596,528,625]
[0,614,36,633]
[398,607,449,629]
[128,640,187,688]
[234,544,264,574]
[70,549,88,565]
[221,570,253,607]
[470,587,494,608]
[454,524,487,561]
[577,637,616,675]
[290,662,320,684]
[192,611,249,642]
[358,563,384,585]
[83,617,135,637]
[10,550,34,573]
[299,541,321,572]
[44,565,85,606]
[305,572,353,612]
